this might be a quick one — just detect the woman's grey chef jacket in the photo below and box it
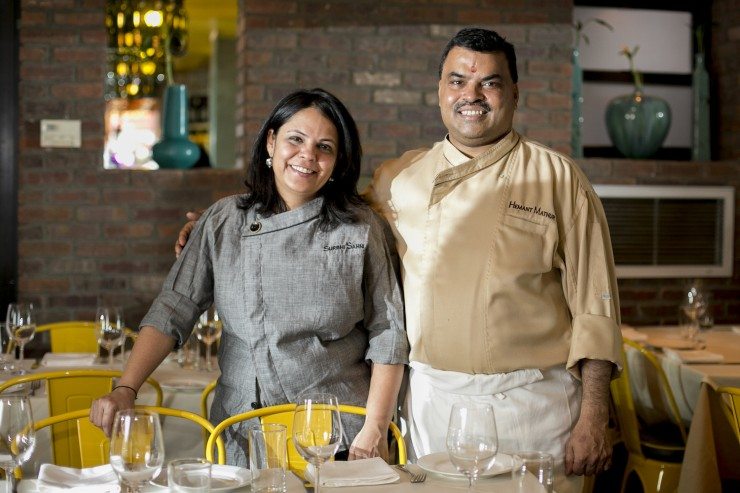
[140,195,409,465]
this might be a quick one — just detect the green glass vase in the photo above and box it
[152,84,200,169]
[605,91,671,159]
[692,53,710,161]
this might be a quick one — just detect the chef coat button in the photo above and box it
[251,402,260,409]
[249,222,261,232]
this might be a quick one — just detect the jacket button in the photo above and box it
[251,402,260,409]
[249,222,261,232]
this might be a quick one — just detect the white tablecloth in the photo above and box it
[624,325,740,493]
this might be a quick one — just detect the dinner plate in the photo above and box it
[151,464,250,492]
[417,452,513,479]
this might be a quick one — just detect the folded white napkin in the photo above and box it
[41,353,97,367]
[305,457,400,487]
[37,464,121,492]
[620,326,648,342]
[663,348,724,364]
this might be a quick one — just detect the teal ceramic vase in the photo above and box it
[605,90,671,159]
[570,48,584,158]
[152,84,200,169]
[692,53,710,161]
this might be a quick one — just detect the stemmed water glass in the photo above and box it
[95,306,125,366]
[5,303,36,364]
[446,402,499,492]
[292,392,342,493]
[0,396,36,493]
[109,409,165,493]
[194,307,222,372]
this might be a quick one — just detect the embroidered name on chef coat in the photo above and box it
[323,241,366,252]
[508,200,556,221]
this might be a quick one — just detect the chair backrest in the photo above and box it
[715,386,740,445]
[623,339,688,443]
[200,380,218,419]
[205,403,406,475]
[0,369,163,467]
[610,344,645,457]
[32,406,226,469]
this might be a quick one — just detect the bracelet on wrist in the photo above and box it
[112,385,138,399]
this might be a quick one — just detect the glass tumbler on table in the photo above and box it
[194,307,222,372]
[292,392,342,493]
[511,451,554,493]
[5,303,36,364]
[109,409,165,493]
[446,402,499,492]
[0,396,36,493]
[168,458,211,493]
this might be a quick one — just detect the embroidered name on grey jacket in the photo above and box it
[508,200,556,220]
[323,241,366,252]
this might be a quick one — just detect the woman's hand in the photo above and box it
[348,419,389,462]
[89,386,136,436]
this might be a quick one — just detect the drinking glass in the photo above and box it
[109,409,165,493]
[511,451,554,493]
[194,307,222,372]
[292,393,342,493]
[0,396,36,493]
[249,423,288,493]
[96,306,125,366]
[167,458,211,493]
[5,303,36,364]
[446,402,498,492]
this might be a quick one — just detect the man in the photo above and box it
[177,28,622,492]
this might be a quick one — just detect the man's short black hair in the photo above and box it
[438,27,518,83]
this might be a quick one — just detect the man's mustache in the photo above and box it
[454,100,491,112]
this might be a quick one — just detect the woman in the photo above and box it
[90,88,409,465]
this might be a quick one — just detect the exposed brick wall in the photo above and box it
[578,158,740,325]
[14,0,740,340]
[713,0,740,159]
[17,0,243,328]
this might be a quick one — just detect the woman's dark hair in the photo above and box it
[438,27,518,83]
[238,88,364,230]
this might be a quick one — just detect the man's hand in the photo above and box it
[175,211,202,257]
[348,420,389,462]
[89,386,136,436]
[565,358,613,476]
[564,402,611,475]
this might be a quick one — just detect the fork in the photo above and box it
[395,464,427,483]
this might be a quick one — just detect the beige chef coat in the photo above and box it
[365,130,622,378]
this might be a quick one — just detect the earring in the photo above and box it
[266,157,272,168]
[328,177,335,183]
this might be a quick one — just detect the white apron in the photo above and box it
[403,362,584,493]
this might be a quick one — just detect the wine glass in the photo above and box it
[5,303,36,364]
[446,402,498,492]
[0,396,36,493]
[292,392,342,493]
[96,306,125,366]
[194,307,222,372]
[109,409,165,493]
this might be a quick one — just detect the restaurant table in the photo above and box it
[9,354,220,477]
[12,466,551,492]
[623,325,740,493]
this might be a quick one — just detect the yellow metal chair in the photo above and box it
[715,386,740,445]
[205,403,406,475]
[611,340,686,493]
[6,321,137,355]
[6,321,97,354]
[0,369,163,468]
[200,380,218,420]
[31,406,226,469]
